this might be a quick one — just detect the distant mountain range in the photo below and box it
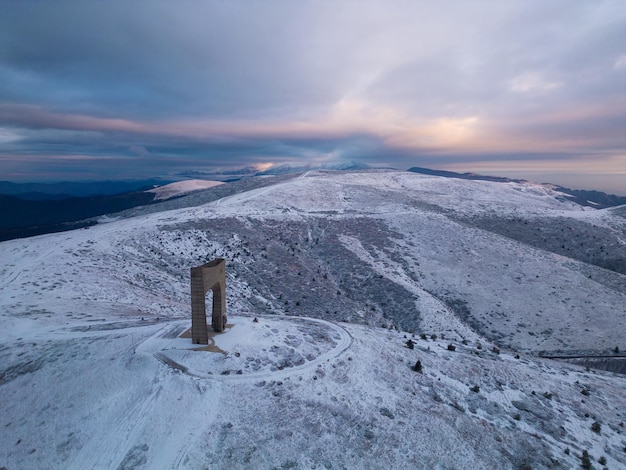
[259,161,372,175]
[0,191,156,241]
[0,178,172,199]
[2,166,624,242]
[176,161,374,179]
[408,167,626,209]
[0,179,213,240]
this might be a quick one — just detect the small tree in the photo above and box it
[598,456,607,465]
[406,339,414,349]
[412,360,423,373]
[447,344,456,351]
[591,421,601,434]
[581,450,592,469]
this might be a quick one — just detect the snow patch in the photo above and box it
[147,180,224,200]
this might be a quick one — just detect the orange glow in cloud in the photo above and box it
[2,100,625,177]
[1,101,481,150]
[305,98,481,150]
[254,162,274,171]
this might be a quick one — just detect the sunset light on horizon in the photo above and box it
[1,0,625,194]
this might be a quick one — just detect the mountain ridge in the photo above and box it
[408,166,626,208]
[3,166,624,242]
[1,169,625,468]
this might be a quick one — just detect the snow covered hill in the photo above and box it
[146,180,224,201]
[1,170,625,469]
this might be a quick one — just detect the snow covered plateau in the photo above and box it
[1,170,625,469]
[146,180,225,201]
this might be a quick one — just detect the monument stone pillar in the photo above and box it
[191,258,227,344]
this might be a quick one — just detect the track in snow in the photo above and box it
[148,316,352,383]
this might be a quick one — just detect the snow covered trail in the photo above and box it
[61,315,351,468]
[145,316,352,384]
[64,324,226,470]
[66,381,165,470]
[65,374,224,470]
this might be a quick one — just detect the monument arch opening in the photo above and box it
[190,258,227,344]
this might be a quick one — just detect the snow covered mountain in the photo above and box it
[176,161,375,179]
[1,170,625,469]
[146,180,224,201]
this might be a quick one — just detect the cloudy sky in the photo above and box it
[0,0,625,193]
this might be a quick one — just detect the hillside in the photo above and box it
[1,170,625,469]
[146,180,224,201]
[0,180,222,242]
[407,167,626,208]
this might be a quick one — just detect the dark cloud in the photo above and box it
[0,1,354,119]
[0,0,625,193]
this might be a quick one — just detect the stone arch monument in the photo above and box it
[191,258,227,344]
